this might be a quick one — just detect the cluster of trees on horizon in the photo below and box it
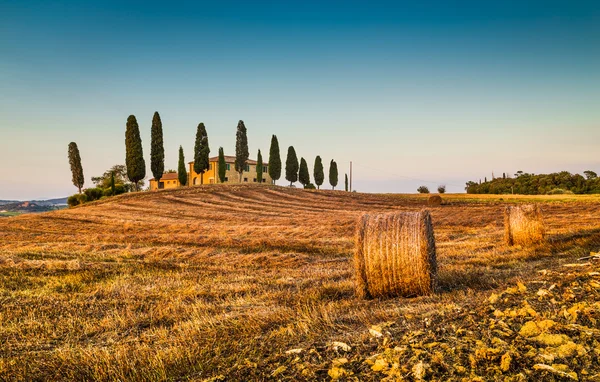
[465,170,600,195]
[67,112,350,205]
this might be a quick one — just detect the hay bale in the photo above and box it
[428,195,443,206]
[504,204,545,246]
[354,210,437,299]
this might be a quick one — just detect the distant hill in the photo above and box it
[0,198,67,216]
[30,197,68,206]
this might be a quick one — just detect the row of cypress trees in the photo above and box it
[115,112,347,191]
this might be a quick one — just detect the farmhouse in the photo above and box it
[150,155,271,190]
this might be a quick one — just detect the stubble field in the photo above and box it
[1,184,599,381]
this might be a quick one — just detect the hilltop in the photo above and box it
[1,185,599,380]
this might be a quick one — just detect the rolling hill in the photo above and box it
[1,184,599,380]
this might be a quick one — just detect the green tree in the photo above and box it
[150,111,164,183]
[125,115,146,191]
[92,164,137,192]
[285,146,299,186]
[256,149,264,183]
[345,173,349,191]
[584,170,597,180]
[268,135,281,184]
[218,147,227,183]
[329,160,338,190]
[417,186,430,194]
[110,171,116,195]
[299,157,310,187]
[68,142,84,193]
[178,146,188,186]
[437,185,446,194]
[194,123,210,184]
[313,155,324,189]
[235,120,249,181]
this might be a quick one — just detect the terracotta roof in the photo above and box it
[188,155,266,166]
[150,172,179,182]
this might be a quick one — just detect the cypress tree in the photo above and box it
[329,159,338,190]
[110,171,116,195]
[256,149,263,183]
[68,142,84,193]
[345,173,349,191]
[125,115,145,191]
[299,157,310,187]
[178,146,188,186]
[150,111,164,183]
[194,123,210,184]
[313,155,324,189]
[268,135,281,184]
[218,147,227,183]
[285,146,299,186]
[235,120,249,182]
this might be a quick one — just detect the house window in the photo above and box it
[263,165,268,173]
[262,179,266,183]
[209,178,214,184]
[244,178,248,182]
[245,164,250,172]
[253,178,257,182]
[226,164,231,171]
[224,177,228,182]
[209,163,213,171]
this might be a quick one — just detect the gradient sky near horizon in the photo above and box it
[1,1,599,200]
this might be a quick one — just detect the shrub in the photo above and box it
[67,194,88,207]
[547,188,574,195]
[304,183,316,190]
[102,188,113,197]
[437,185,446,194]
[84,187,104,201]
[417,186,430,194]
[114,184,126,195]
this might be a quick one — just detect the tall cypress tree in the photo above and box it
[235,120,249,182]
[178,146,187,186]
[150,111,164,183]
[110,171,116,195]
[285,146,299,186]
[299,157,310,188]
[256,149,263,183]
[345,173,349,191]
[125,115,145,191]
[268,135,281,184]
[194,123,210,184]
[329,159,338,190]
[313,155,324,189]
[218,147,227,183]
[68,142,84,193]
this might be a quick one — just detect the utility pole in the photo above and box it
[349,161,353,192]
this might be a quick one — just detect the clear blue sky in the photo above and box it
[1,1,599,199]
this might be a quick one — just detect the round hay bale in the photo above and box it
[427,195,443,206]
[354,210,437,299]
[504,204,545,246]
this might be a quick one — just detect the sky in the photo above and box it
[1,0,599,200]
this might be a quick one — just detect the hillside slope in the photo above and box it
[1,185,600,380]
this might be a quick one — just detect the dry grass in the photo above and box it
[354,211,436,298]
[0,184,600,380]
[504,204,546,246]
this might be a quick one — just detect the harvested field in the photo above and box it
[1,184,600,381]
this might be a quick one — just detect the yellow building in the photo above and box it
[189,155,271,185]
[149,172,181,190]
[150,155,271,190]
